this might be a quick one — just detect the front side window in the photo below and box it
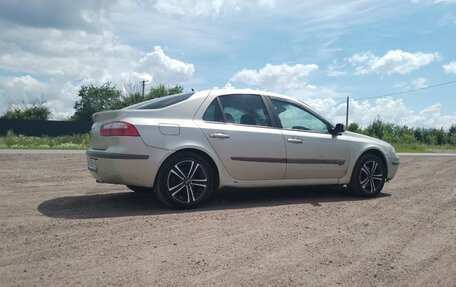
[271,99,328,133]
[218,95,271,127]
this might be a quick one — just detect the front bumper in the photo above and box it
[386,155,400,180]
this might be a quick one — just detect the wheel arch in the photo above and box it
[355,147,388,177]
[155,147,221,189]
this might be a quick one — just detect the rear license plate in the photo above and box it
[87,158,98,172]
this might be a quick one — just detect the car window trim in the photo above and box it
[216,97,226,122]
[261,95,279,128]
[263,95,282,129]
[267,96,333,133]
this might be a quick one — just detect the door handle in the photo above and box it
[210,132,230,139]
[287,137,302,144]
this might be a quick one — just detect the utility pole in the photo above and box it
[346,96,349,127]
[140,80,148,99]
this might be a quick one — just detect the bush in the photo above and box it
[1,105,51,120]
[354,120,456,148]
[0,131,90,150]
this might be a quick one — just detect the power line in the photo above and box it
[354,79,456,101]
[322,79,456,112]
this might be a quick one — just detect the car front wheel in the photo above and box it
[350,154,386,197]
[155,152,216,209]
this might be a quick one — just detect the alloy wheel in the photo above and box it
[166,160,208,204]
[358,160,384,194]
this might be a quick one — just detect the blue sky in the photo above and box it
[0,0,455,127]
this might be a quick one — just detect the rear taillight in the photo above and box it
[100,121,140,137]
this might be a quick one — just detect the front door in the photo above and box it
[270,98,348,179]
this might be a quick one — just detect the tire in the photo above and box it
[155,152,216,209]
[350,154,386,197]
[126,185,153,193]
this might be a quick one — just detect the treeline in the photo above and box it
[71,83,183,122]
[0,97,50,120]
[348,120,456,146]
[0,83,183,122]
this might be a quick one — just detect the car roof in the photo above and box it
[197,88,298,102]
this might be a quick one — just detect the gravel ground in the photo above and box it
[0,153,455,286]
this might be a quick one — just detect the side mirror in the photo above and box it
[330,123,345,135]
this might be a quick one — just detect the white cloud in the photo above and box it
[0,75,76,119]
[327,60,347,77]
[438,13,456,25]
[154,0,276,17]
[411,0,456,4]
[230,63,319,91]
[0,75,47,105]
[443,61,456,73]
[0,2,195,118]
[348,50,440,75]
[0,41,194,118]
[411,77,428,89]
[317,97,456,129]
[434,0,456,4]
[228,62,454,129]
[132,46,194,85]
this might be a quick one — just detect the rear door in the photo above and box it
[197,94,286,180]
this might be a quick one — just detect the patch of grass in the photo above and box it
[392,142,456,153]
[1,131,455,152]
[0,131,90,150]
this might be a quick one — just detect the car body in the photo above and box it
[87,89,399,208]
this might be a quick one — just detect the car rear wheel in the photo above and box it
[350,154,386,197]
[155,152,216,209]
[126,185,153,193]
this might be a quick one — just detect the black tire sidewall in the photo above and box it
[155,152,215,209]
[350,154,386,197]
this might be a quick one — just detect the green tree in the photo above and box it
[145,84,183,100]
[347,122,360,133]
[71,82,121,122]
[0,103,51,120]
[111,92,143,110]
[366,119,386,139]
[112,84,184,110]
[71,83,185,121]
[448,125,456,145]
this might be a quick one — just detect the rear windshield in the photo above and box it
[136,92,194,110]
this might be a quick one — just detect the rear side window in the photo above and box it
[219,94,271,127]
[137,92,194,110]
[203,99,224,122]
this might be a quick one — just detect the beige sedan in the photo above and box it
[86,89,399,209]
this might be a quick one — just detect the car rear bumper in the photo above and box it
[86,150,150,160]
[86,148,170,187]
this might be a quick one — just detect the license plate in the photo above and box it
[87,158,98,172]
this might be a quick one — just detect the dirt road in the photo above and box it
[1,153,455,286]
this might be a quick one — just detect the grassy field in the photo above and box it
[0,132,455,152]
[0,132,90,150]
[392,143,456,153]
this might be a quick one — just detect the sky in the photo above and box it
[0,0,455,128]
